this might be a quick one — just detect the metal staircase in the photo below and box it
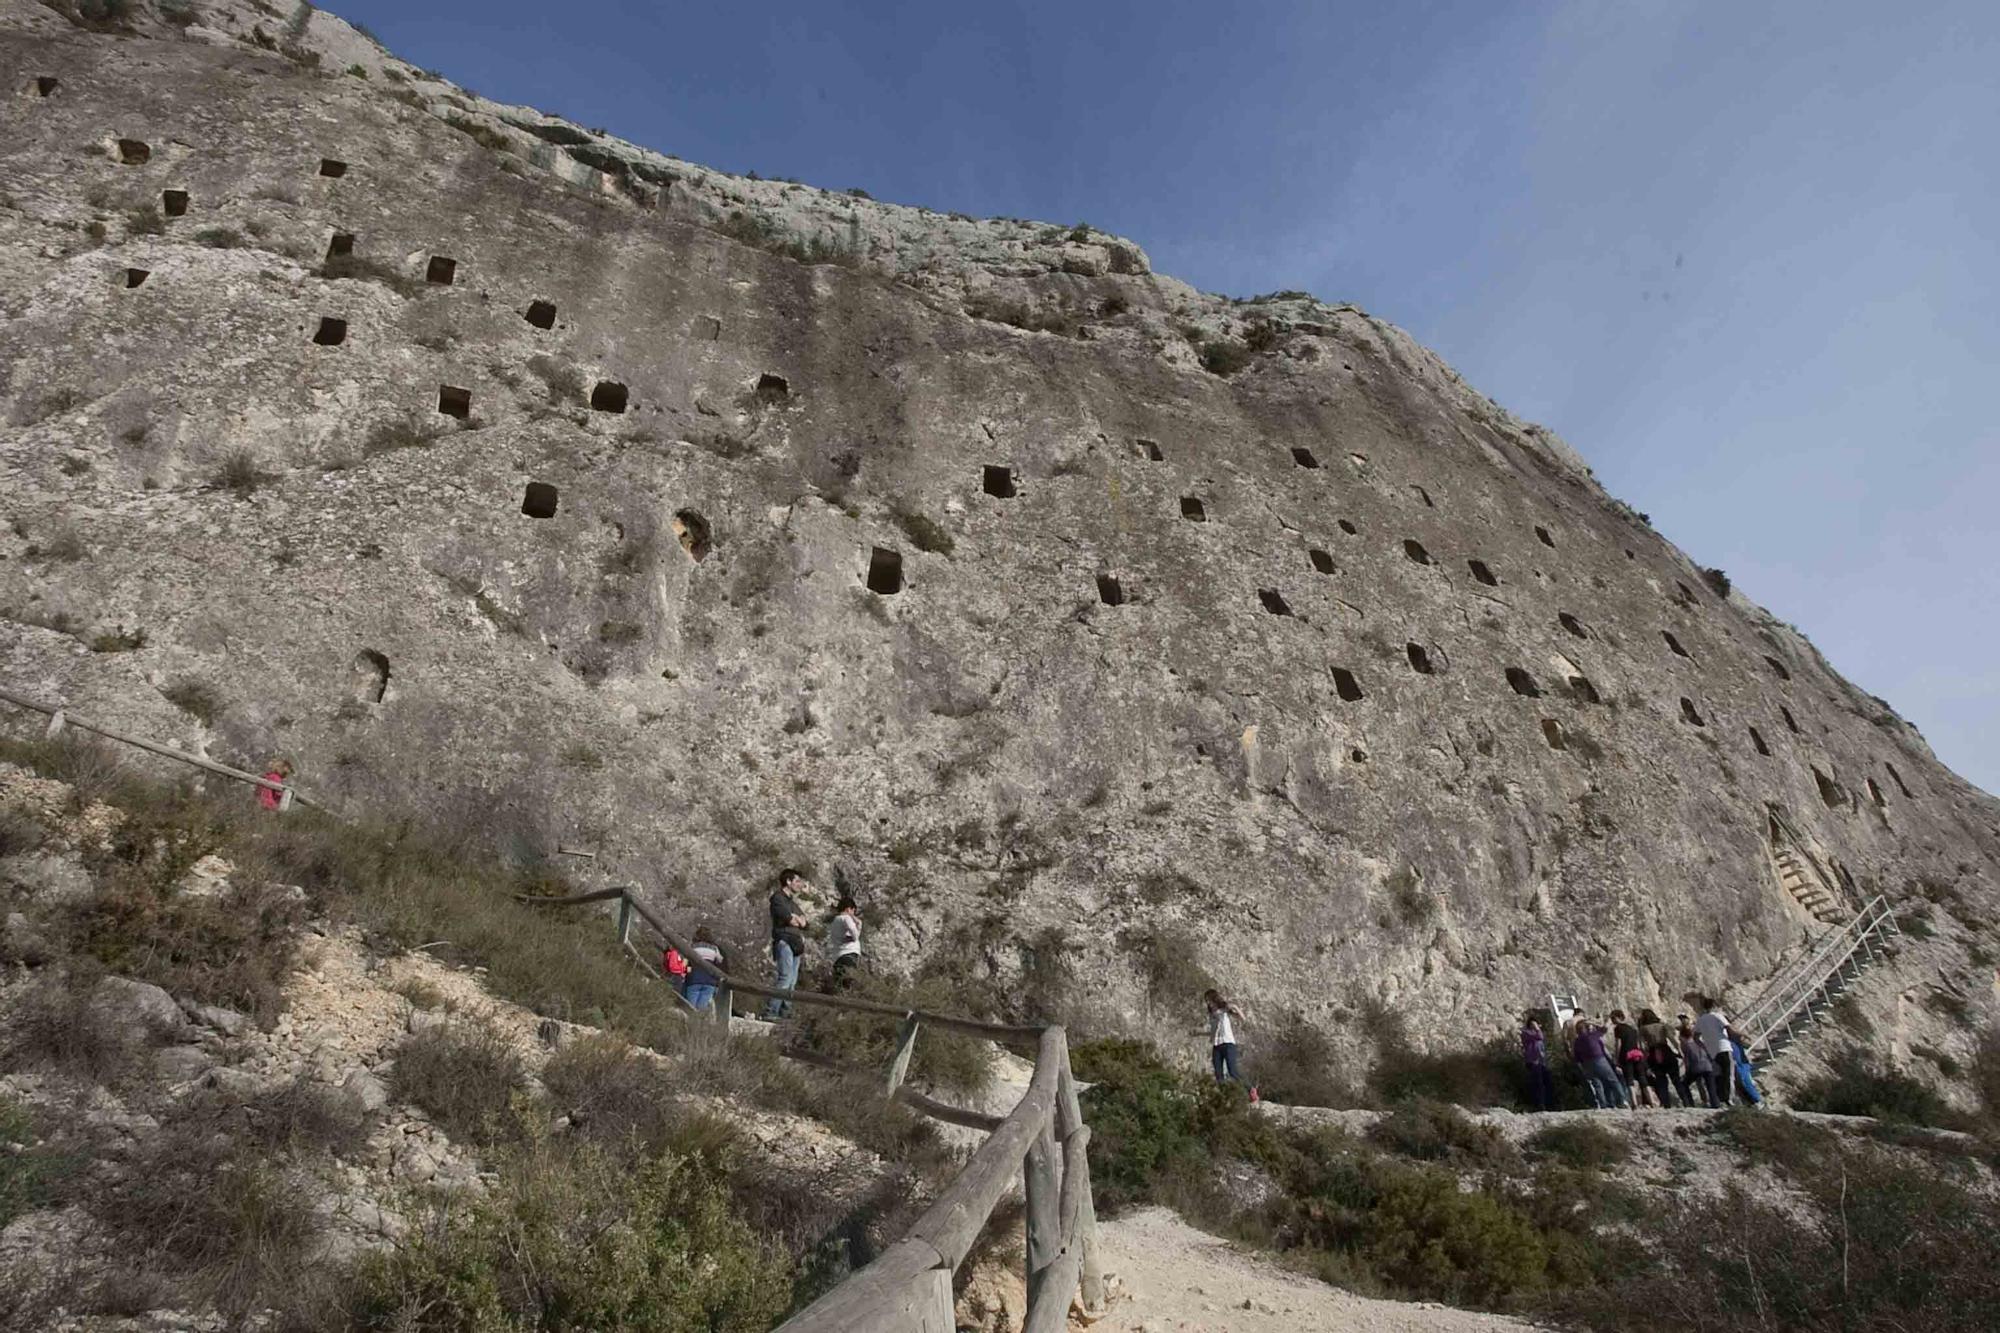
[1737,895,1900,1064]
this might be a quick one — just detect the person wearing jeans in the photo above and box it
[683,927,724,1013]
[1521,1015,1556,1111]
[764,868,809,1020]
[1571,1017,1628,1109]
[1205,989,1245,1084]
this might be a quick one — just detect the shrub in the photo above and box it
[1370,1031,1532,1109]
[0,1098,80,1228]
[527,353,588,405]
[1525,1120,1630,1172]
[349,1133,790,1331]
[1199,338,1254,376]
[363,418,442,456]
[193,225,247,248]
[444,114,514,153]
[780,970,994,1098]
[1701,566,1732,597]
[1792,1049,1970,1129]
[891,505,954,557]
[321,251,420,296]
[124,202,164,236]
[389,1019,525,1144]
[89,624,147,653]
[161,678,222,725]
[213,447,274,496]
[1368,1098,1513,1165]
[1252,1014,1367,1108]
[542,1033,738,1165]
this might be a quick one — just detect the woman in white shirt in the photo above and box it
[1204,989,1245,1084]
[827,897,862,988]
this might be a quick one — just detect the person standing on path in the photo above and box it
[1610,1010,1654,1107]
[1205,990,1246,1086]
[765,868,809,1020]
[1678,1014,1717,1108]
[1571,1015,1629,1109]
[1693,997,1737,1106]
[1637,1009,1688,1107]
[1521,1014,1556,1111]
[827,896,862,988]
[258,758,294,812]
[683,927,724,1013]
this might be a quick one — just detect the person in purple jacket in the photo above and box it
[1520,1014,1556,1111]
[1571,1015,1629,1109]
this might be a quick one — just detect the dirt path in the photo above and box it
[1090,1208,1544,1333]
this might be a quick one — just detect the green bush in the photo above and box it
[1793,1050,1971,1130]
[349,1135,790,1331]
[1368,1098,1513,1166]
[390,1020,526,1145]
[0,1098,79,1228]
[213,447,274,496]
[1525,1120,1630,1172]
[1238,1013,1365,1108]
[1199,338,1254,376]
[1370,1031,1538,1109]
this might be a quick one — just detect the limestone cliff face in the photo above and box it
[4,1,1995,1071]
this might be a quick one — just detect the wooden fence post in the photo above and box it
[1057,1057,1106,1313]
[885,1012,921,1095]
[714,981,732,1025]
[1022,1114,1060,1321]
[276,785,295,813]
[44,709,64,740]
[615,894,633,949]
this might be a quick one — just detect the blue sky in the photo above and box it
[336,1,1999,795]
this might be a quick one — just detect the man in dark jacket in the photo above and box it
[764,868,809,1020]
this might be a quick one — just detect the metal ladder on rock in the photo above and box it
[1735,894,1900,1064]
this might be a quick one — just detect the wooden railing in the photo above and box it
[0,687,326,813]
[528,886,1105,1332]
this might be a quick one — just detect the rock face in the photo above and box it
[2,0,1995,1064]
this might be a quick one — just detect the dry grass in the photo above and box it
[389,1019,525,1144]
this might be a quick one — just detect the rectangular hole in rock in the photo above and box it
[1748,726,1770,756]
[1412,484,1433,508]
[1542,719,1566,750]
[1763,655,1791,681]
[1505,667,1541,698]
[1139,438,1164,461]
[1406,643,1434,675]
[1257,589,1292,616]
[1096,574,1124,606]
[589,381,628,413]
[865,546,903,595]
[1331,667,1365,702]
[1291,447,1320,469]
[312,316,347,346]
[1568,674,1600,704]
[124,267,150,289]
[1402,538,1431,565]
[1662,630,1691,659]
[982,465,1016,499]
[1780,705,1800,734]
[1337,518,1357,535]
[1559,612,1588,639]
[425,255,457,285]
[521,481,559,519]
[525,300,557,329]
[1309,548,1335,574]
[437,385,471,419]
[326,232,354,260]
[756,372,790,400]
[1180,496,1206,522]
[1468,559,1498,586]
[160,189,188,217]
[1680,697,1706,727]
[1535,525,1556,548]
[693,314,722,341]
[116,138,150,165]
[1813,766,1843,809]
[672,509,712,561]
[35,77,60,97]
[1866,777,1885,807]
[319,158,348,178]
[1884,762,1912,798]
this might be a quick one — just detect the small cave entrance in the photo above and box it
[1558,612,1587,639]
[1331,667,1365,701]
[1535,525,1555,548]
[1337,518,1358,536]
[1505,667,1541,698]
[312,316,347,346]
[1812,766,1844,809]
[671,509,711,562]
[982,465,1016,498]
[865,546,904,595]
[116,138,150,165]
[1662,630,1691,658]
[521,481,559,518]
[1541,718,1566,750]
[1257,589,1293,617]
[1095,574,1124,606]
[755,372,791,401]
[1179,496,1206,522]
[124,267,150,289]
[1780,705,1801,734]
[1885,762,1913,799]
[1291,447,1320,469]
[1468,558,1498,586]
[349,649,390,704]
[1406,643,1434,675]
[1866,777,1885,807]
[1139,438,1164,462]
[692,314,722,341]
[1749,726,1771,756]
[1402,539,1431,565]
[1309,549,1334,575]
[424,255,457,285]
[524,300,557,329]
[33,77,60,97]
[161,189,188,218]
[1764,655,1791,681]
[1680,697,1706,727]
[318,158,349,178]
[1677,581,1700,607]
[1412,485,1433,508]
[437,384,471,419]
[326,232,355,260]
[1568,674,1600,704]
[589,381,629,413]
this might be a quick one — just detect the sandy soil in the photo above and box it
[1089,1207,1545,1333]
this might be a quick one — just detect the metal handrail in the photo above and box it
[1738,895,1898,1056]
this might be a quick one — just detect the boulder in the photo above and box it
[92,975,186,1042]
[342,1068,390,1114]
[0,912,51,965]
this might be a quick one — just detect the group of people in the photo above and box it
[1523,997,1764,1112]
[660,868,864,1017]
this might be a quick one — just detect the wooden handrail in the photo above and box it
[0,687,328,813]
